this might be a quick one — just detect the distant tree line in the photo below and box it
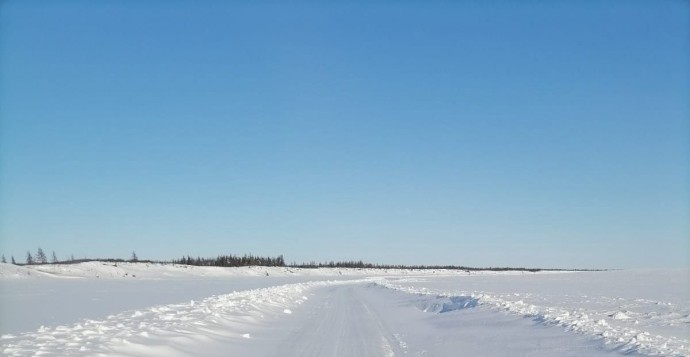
[171,254,286,267]
[3,248,142,266]
[291,260,482,270]
[2,248,596,272]
[289,260,589,272]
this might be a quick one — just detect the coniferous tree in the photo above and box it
[26,251,34,265]
[51,251,58,263]
[131,251,138,262]
[11,256,16,264]
[1,255,6,263]
[170,253,287,268]
[36,248,47,264]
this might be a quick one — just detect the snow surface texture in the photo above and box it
[1,263,688,356]
[1,279,366,356]
[376,271,690,357]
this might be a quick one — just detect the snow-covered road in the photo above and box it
[272,284,402,356]
[261,283,638,357]
[1,281,651,356]
[1,263,688,356]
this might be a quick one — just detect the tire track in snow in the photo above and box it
[274,285,405,357]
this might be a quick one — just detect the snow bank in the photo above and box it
[375,271,690,357]
[2,261,306,279]
[0,279,368,356]
[0,261,537,280]
[0,263,59,279]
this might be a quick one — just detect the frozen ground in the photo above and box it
[0,263,688,356]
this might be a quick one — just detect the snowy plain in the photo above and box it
[0,262,688,356]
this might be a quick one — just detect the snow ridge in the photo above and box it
[1,261,491,280]
[375,279,690,357]
[1,279,367,356]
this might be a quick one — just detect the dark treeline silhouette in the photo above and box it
[172,254,286,267]
[5,248,596,271]
[289,260,593,272]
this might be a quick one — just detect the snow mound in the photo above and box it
[610,311,632,320]
[2,262,495,280]
[0,263,61,279]
[414,295,479,313]
[20,262,300,280]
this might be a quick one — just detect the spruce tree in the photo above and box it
[131,251,138,262]
[36,248,47,264]
[51,251,58,263]
[1,255,6,263]
[26,251,34,265]
[11,256,16,264]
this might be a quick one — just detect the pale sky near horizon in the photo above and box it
[1,1,688,269]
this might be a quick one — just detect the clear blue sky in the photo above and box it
[1,1,688,269]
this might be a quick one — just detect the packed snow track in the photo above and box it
[274,284,401,356]
[2,282,673,356]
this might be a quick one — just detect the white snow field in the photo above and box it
[0,263,688,356]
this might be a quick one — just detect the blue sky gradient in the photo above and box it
[1,1,688,268]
